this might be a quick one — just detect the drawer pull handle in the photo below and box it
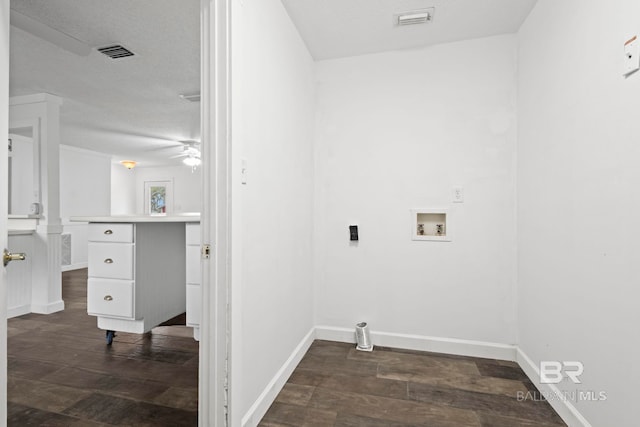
[104,295,113,301]
[104,258,114,264]
[104,230,113,235]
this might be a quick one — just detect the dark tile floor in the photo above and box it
[260,341,567,427]
[7,269,199,426]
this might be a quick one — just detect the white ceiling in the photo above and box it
[9,0,200,167]
[9,0,536,166]
[280,0,538,60]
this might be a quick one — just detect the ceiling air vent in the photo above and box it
[396,8,435,26]
[97,45,135,59]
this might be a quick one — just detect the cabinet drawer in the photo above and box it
[186,284,201,326]
[88,243,134,280]
[186,245,201,284]
[88,278,134,318]
[186,223,200,246]
[88,223,134,243]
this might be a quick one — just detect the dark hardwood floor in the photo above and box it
[260,341,567,427]
[7,269,199,426]
[8,270,566,426]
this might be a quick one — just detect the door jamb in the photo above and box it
[200,0,232,425]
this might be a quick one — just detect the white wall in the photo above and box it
[231,0,316,423]
[314,35,518,345]
[60,145,111,218]
[111,163,202,215]
[110,162,136,215]
[134,166,201,214]
[518,2,640,426]
[110,164,201,215]
[60,145,111,269]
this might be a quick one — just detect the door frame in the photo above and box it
[1,0,10,423]
[200,0,232,425]
[0,1,233,425]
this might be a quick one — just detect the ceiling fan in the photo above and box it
[170,140,201,167]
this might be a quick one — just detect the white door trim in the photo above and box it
[1,0,10,423]
[200,0,232,426]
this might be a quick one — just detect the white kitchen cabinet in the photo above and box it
[87,243,134,280]
[185,223,201,340]
[85,220,192,343]
[87,278,134,318]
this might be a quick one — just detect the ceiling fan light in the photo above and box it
[120,160,137,170]
[183,156,201,167]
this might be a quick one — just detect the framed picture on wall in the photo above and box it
[144,180,174,215]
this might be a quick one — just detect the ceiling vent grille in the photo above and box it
[97,45,135,59]
[396,8,435,26]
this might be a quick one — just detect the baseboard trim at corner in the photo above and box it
[31,300,65,315]
[241,327,315,427]
[516,348,592,427]
[7,304,31,319]
[315,326,517,361]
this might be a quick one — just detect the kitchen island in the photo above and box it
[70,214,201,342]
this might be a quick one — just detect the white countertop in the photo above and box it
[70,213,201,223]
[8,216,38,232]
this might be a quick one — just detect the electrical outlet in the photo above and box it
[452,187,464,203]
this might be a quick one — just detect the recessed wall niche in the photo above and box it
[411,209,451,242]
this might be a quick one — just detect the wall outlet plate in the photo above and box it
[624,35,639,76]
[452,186,464,203]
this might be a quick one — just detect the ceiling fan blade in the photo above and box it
[146,144,183,153]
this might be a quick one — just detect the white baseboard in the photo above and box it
[31,300,65,314]
[315,326,517,361]
[9,301,66,318]
[61,262,87,272]
[7,304,31,319]
[241,326,590,427]
[517,348,592,427]
[241,327,315,427]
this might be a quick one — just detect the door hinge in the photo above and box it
[202,244,211,259]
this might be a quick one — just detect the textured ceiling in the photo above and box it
[280,0,537,60]
[9,0,536,166]
[9,0,200,167]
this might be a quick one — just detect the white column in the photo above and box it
[10,94,64,314]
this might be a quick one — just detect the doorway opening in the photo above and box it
[3,1,230,425]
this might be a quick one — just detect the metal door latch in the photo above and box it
[202,244,211,259]
[3,249,26,267]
